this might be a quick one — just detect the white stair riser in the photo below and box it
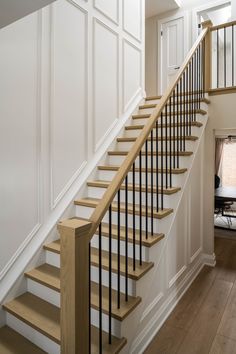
[91,233,149,262]
[6,313,60,354]
[138,104,205,115]
[27,279,122,338]
[98,170,184,186]
[108,154,192,168]
[87,186,178,208]
[75,205,172,234]
[44,251,136,296]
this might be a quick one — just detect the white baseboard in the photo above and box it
[130,254,214,354]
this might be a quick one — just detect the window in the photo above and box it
[222,141,236,187]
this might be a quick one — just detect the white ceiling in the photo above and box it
[145,0,181,18]
[0,0,55,29]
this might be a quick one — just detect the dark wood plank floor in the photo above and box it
[145,230,236,354]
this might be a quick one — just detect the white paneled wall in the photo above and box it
[0,0,145,283]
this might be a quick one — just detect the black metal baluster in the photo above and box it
[98,224,102,353]
[165,105,168,188]
[156,121,159,212]
[145,140,148,239]
[180,77,183,152]
[224,26,226,87]
[232,25,234,87]
[217,29,219,88]
[183,72,187,150]
[117,191,120,309]
[173,90,176,169]
[161,113,164,210]
[108,206,112,344]
[177,83,180,168]
[125,176,128,302]
[194,54,197,122]
[151,130,154,235]
[132,162,136,271]
[89,242,91,354]
[139,151,142,265]
[169,97,172,187]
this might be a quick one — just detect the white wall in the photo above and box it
[203,92,236,254]
[0,0,145,281]
[145,0,230,96]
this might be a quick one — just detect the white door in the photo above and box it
[160,17,185,93]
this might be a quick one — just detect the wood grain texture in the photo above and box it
[132,109,206,119]
[177,279,232,354]
[218,282,236,341]
[108,150,193,157]
[209,334,236,354]
[125,121,202,130]
[3,293,60,344]
[117,136,198,142]
[74,197,173,219]
[25,264,142,321]
[0,326,46,354]
[87,180,181,195]
[98,165,188,174]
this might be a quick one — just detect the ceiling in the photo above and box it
[145,0,181,18]
[0,0,55,29]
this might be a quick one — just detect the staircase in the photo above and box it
[0,24,211,354]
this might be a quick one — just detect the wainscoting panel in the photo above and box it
[50,0,88,207]
[123,0,141,41]
[94,0,118,24]
[93,18,119,151]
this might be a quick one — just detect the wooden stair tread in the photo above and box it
[140,98,210,109]
[132,109,206,119]
[3,293,60,344]
[87,180,181,195]
[145,95,162,101]
[42,242,154,280]
[45,220,163,250]
[117,136,198,142]
[98,165,188,174]
[74,197,173,219]
[0,326,46,354]
[25,264,141,321]
[3,294,126,353]
[125,121,202,130]
[108,150,193,157]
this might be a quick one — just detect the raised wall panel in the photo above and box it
[167,195,188,288]
[94,0,118,24]
[190,153,202,261]
[123,39,141,111]
[0,13,41,274]
[123,0,141,41]
[50,0,88,207]
[93,19,119,151]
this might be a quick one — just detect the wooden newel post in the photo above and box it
[58,218,92,354]
[202,20,213,92]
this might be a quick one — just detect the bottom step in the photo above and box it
[0,325,46,353]
[3,292,127,353]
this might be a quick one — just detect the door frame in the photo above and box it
[192,0,231,42]
[157,11,189,95]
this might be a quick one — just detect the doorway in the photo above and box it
[158,14,188,94]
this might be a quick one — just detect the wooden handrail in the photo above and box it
[87,26,209,239]
[211,20,236,31]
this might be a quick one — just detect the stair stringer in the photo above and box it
[116,102,215,354]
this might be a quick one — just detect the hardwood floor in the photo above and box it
[145,231,236,354]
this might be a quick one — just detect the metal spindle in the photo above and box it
[156,121,159,212]
[173,90,176,169]
[98,224,102,353]
[125,176,128,301]
[176,83,180,168]
[169,97,172,187]
[161,113,164,209]
[145,140,148,239]
[117,191,120,309]
[165,105,168,188]
[151,130,154,235]
[108,206,112,344]
[224,27,226,87]
[132,162,136,271]
[139,151,142,265]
